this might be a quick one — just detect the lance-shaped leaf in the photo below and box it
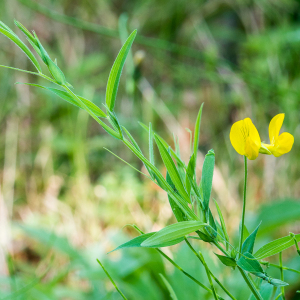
[185,154,195,196]
[20,83,106,117]
[109,232,184,253]
[193,103,203,172]
[154,134,190,203]
[254,233,300,260]
[201,149,215,212]
[141,221,206,247]
[166,172,188,222]
[0,22,41,73]
[106,29,137,111]
[214,199,230,250]
[242,222,261,254]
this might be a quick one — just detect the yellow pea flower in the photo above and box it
[230,118,261,160]
[260,113,294,157]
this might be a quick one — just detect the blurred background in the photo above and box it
[0,0,300,299]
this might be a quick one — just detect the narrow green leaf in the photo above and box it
[242,223,261,254]
[154,134,190,204]
[141,221,206,247]
[193,103,203,172]
[166,172,188,222]
[185,154,195,196]
[0,25,41,73]
[139,122,186,168]
[20,83,106,117]
[14,20,36,45]
[254,234,300,260]
[159,274,178,300]
[237,252,263,273]
[201,149,215,212]
[149,122,154,165]
[109,232,155,253]
[106,29,137,111]
[205,208,217,239]
[215,254,237,267]
[214,199,230,250]
[123,139,199,220]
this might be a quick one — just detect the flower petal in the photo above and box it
[245,118,261,149]
[271,132,294,157]
[230,120,247,155]
[269,114,284,145]
[245,136,260,160]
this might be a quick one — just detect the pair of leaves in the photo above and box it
[110,221,206,252]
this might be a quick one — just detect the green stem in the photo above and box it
[260,261,300,275]
[156,249,214,295]
[132,226,216,297]
[97,259,127,300]
[238,267,263,300]
[239,156,248,257]
[279,252,286,300]
[184,238,237,300]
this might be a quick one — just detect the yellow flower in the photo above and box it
[260,113,294,157]
[230,118,261,160]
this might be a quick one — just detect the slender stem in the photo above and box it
[133,226,215,297]
[279,252,286,300]
[97,259,127,300]
[260,261,300,275]
[184,238,237,300]
[239,156,248,256]
[238,267,263,300]
[274,293,282,300]
[156,249,214,295]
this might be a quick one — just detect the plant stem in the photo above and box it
[132,225,216,297]
[97,259,127,300]
[239,156,248,257]
[238,267,263,300]
[184,238,237,300]
[260,261,300,275]
[279,252,286,300]
[156,249,214,295]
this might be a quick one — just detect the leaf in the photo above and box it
[206,208,217,239]
[193,103,203,171]
[106,29,137,111]
[253,273,289,287]
[159,274,178,300]
[154,134,190,204]
[123,139,199,220]
[21,83,106,117]
[242,222,261,254]
[215,254,237,267]
[166,172,188,222]
[149,122,155,165]
[237,252,263,273]
[141,221,206,247]
[109,232,184,253]
[0,24,41,72]
[214,199,230,250]
[254,233,300,260]
[185,154,195,196]
[139,122,186,169]
[201,149,215,212]
[14,20,36,44]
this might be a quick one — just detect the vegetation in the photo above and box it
[0,0,299,299]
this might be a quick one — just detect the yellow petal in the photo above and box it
[230,118,261,159]
[230,120,247,155]
[245,118,261,150]
[271,132,294,157]
[245,136,260,160]
[269,114,284,145]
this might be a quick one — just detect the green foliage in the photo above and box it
[105,30,137,111]
[254,234,300,260]
[141,221,206,247]
[215,254,237,268]
[201,149,215,214]
[241,223,261,254]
